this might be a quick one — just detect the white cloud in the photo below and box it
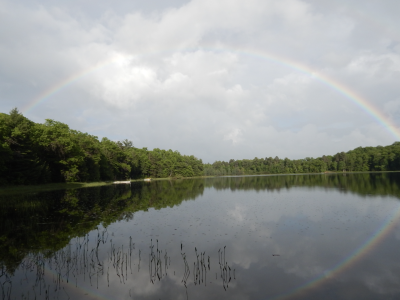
[227,204,247,222]
[347,53,400,79]
[0,0,399,162]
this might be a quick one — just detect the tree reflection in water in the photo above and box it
[1,172,400,300]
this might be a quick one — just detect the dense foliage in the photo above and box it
[1,108,399,185]
[0,109,203,185]
[204,142,400,176]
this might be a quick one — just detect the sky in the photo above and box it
[0,0,399,163]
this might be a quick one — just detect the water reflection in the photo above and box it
[0,230,237,300]
[1,173,400,299]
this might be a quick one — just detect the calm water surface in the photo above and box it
[1,173,400,300]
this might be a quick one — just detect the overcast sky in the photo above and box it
[1,0,399,162]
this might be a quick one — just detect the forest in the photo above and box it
[0,109,203,185]
[204,142,400,176]
[1,108,399,185]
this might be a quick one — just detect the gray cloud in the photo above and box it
[0,0,399,162]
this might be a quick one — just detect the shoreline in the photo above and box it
[0,171,398,196]
[0,176,216,196]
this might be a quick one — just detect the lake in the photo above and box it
[1,173,400,300]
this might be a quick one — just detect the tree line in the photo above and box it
[1,108,399,185]
[0,109,203,185]
[204,142,400,176]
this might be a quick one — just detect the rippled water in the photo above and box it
[1,173,400,300]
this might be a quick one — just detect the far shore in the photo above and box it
[1,171,398,196]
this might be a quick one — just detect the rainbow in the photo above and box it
[202,47,400,140]
[21,54,129,114]
[43,266,109,300]
[270,199,400,300]
[39,193,400,300]
[21,47,400,141]
[19,47,400,298]
[38,233,114,300]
